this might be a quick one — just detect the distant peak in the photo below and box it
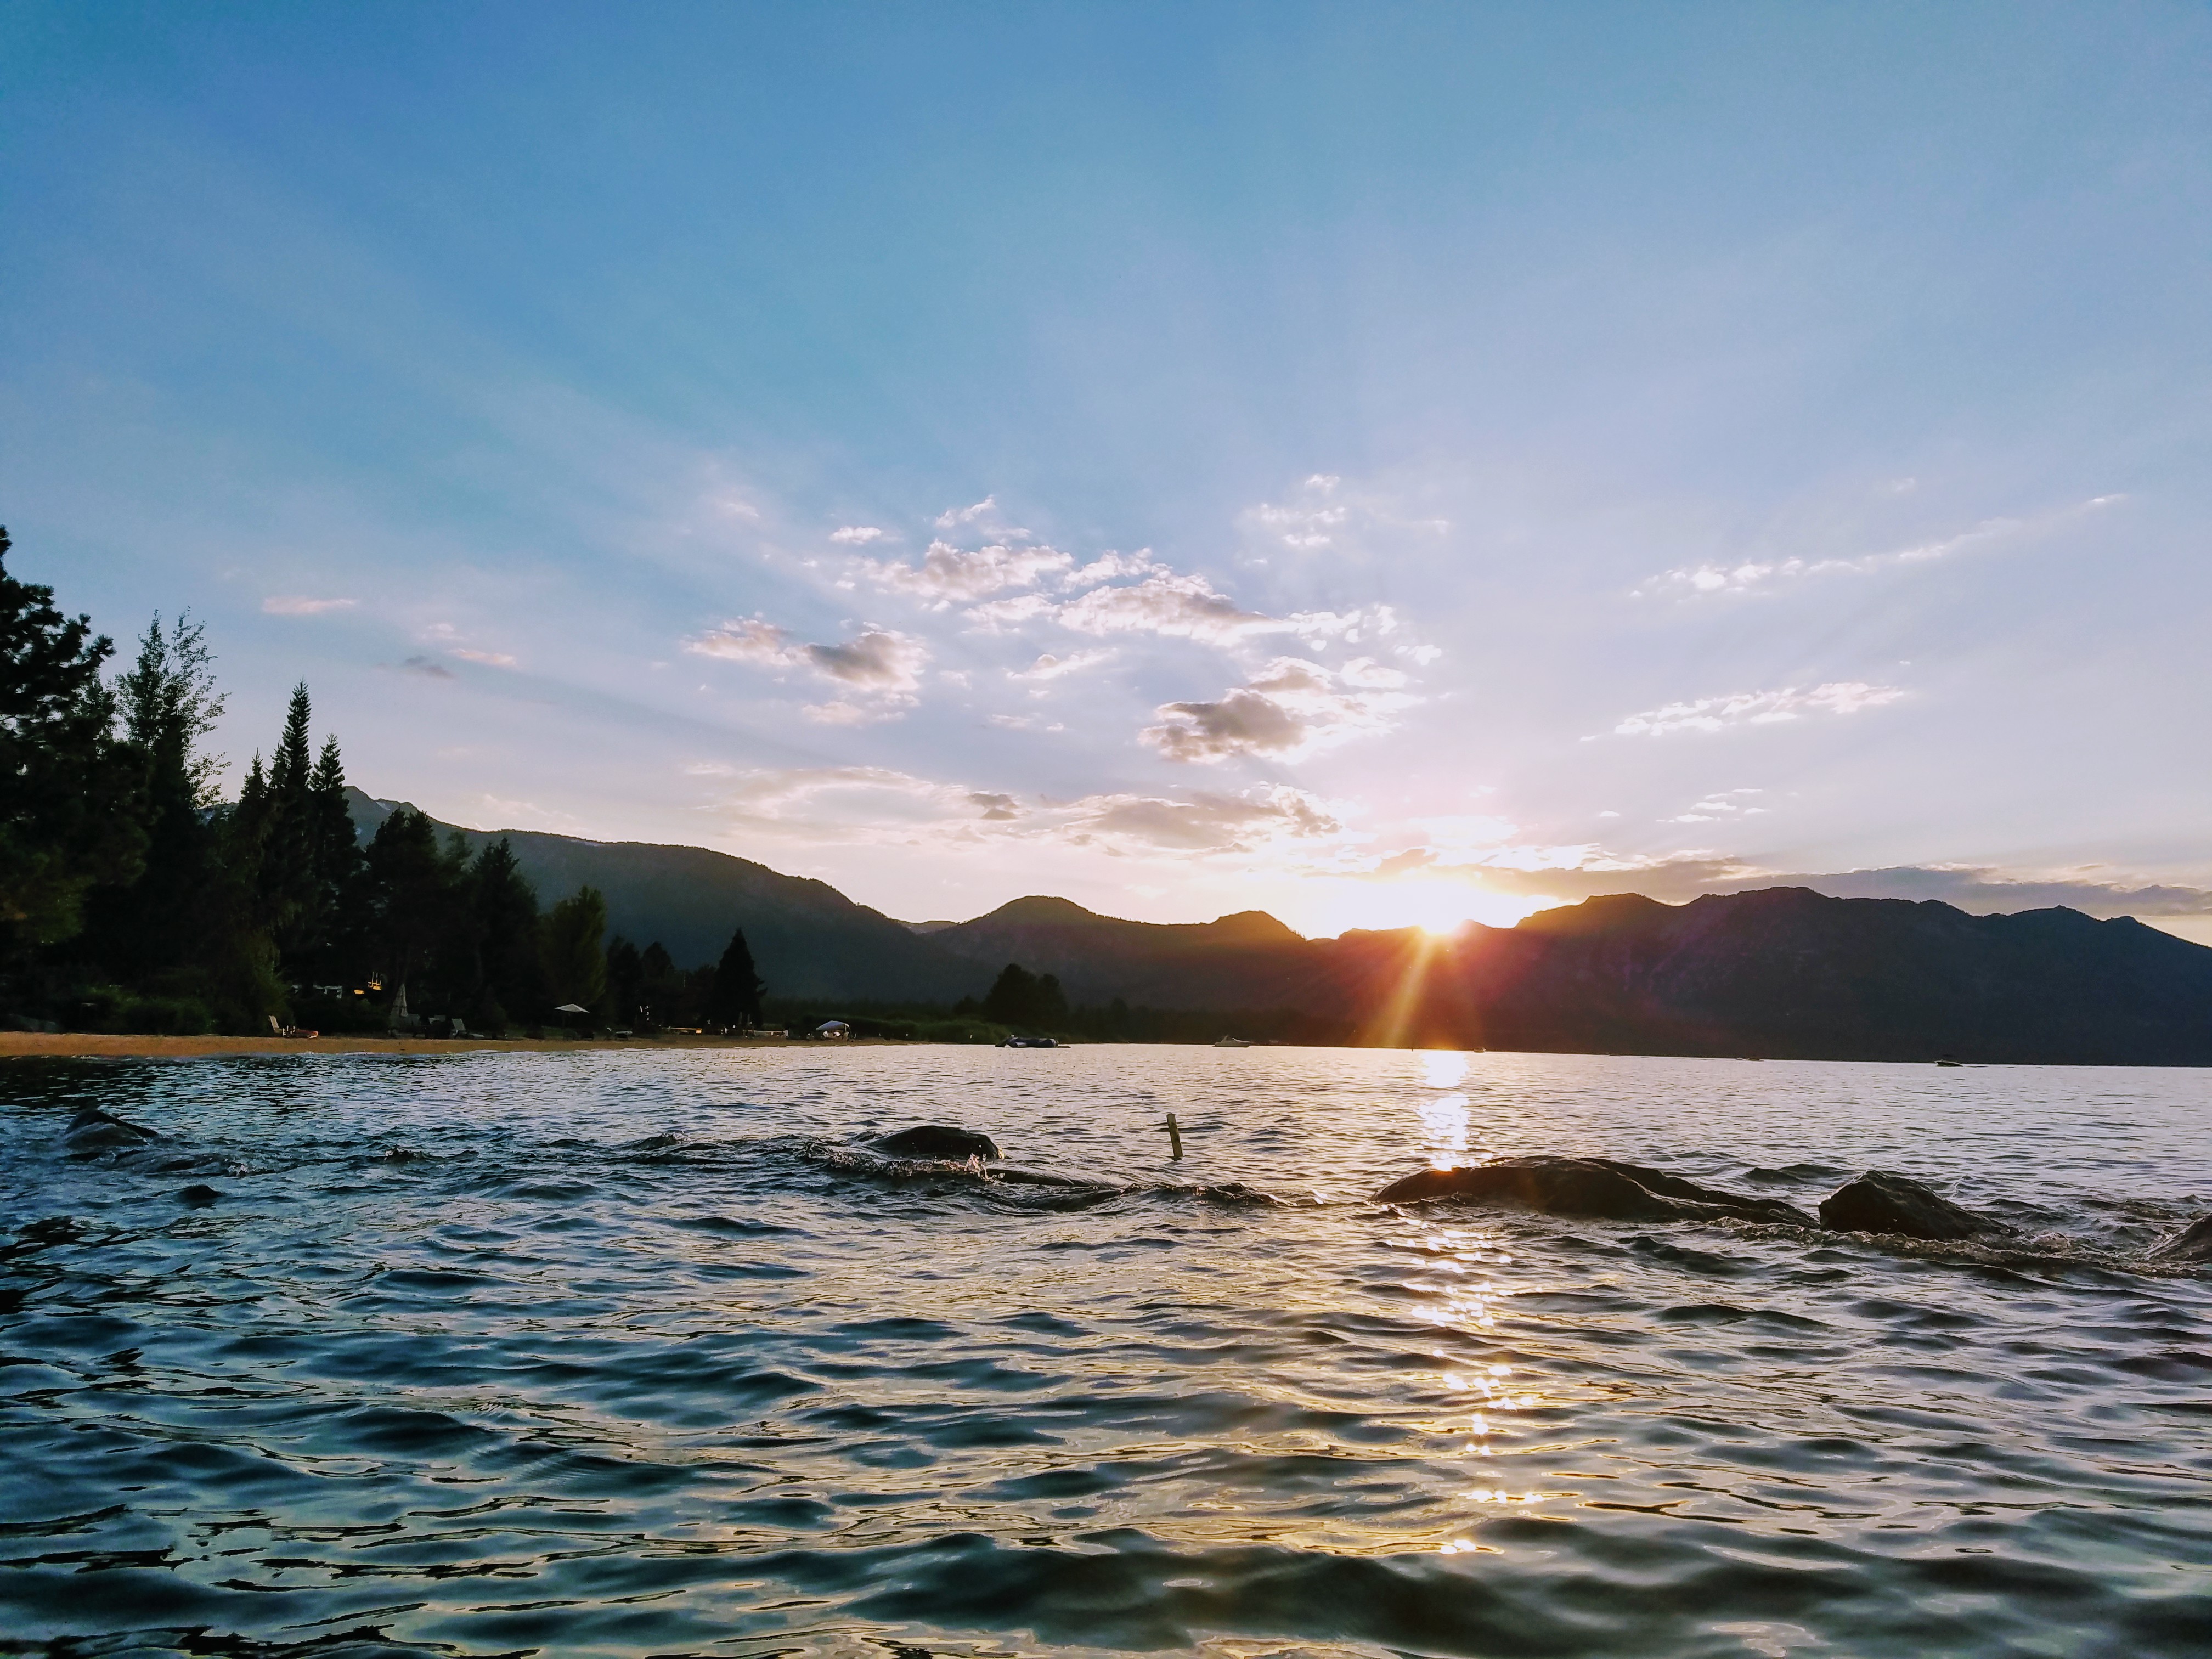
[980,894,1109,924]
[1206,909,1303,942]
[1516,891,1675,934]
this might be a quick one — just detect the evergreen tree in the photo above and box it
[637,941,681,1026]
[541,885,609,1012]
[467,837,541,1028]
[358,806,466,1010]
[258,684,323,963]
[981,962,1068,1031]
[306,734,363,973]
[80,612,228,985]
[707,927,765,1028]
[115,611,227,806]
[605,935,642,1026]
[0,528,145,966]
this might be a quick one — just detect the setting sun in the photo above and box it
[1277,876,1558,940]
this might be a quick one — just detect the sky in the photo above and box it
[5,2,2210,944]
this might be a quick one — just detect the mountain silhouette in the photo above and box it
[347,794,2212,1063]
[346,791,983,1003]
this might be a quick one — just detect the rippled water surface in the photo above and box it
[4,1045,2210,1658]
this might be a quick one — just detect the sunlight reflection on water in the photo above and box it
[1,1044,2208,1658]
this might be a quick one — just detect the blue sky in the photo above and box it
[7,2,2210,941]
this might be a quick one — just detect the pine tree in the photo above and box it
[981,962,1067,1031]
[359,806,466,1012]
[259,684,321,962]
[467,837,541,1029]
[708,927,765,1028]
[80,613,229,984]
[637,941,681,1027]
[541,885,610,1013]
[605,935,642,1026]
[305,733,363,975]
[0,528,144,966]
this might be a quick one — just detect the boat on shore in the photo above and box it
[1213,1036,1252,1048]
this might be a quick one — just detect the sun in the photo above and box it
[1294,876,1556,939]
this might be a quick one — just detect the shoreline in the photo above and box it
[0,1032,883,1059]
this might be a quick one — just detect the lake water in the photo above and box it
[3,1045,2209,1658]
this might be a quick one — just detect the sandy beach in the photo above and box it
[0,1032,836,1060]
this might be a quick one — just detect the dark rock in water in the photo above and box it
[991,1164,1096,1188]
[64,1107,162,1155]
[1373,1156,1815,1226]
[1817,1170,2006,1240]
[2147,1214,2212,1265]
[867,1125,1002,1161]
[177,1184,223,1206]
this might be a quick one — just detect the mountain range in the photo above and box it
[349,793,2212,1065]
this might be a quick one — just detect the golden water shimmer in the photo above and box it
[3,1047,2208,1656]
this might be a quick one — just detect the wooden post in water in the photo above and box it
[1165,1111,1183,1159]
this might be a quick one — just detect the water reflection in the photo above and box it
[3,1046,2209,1659]
[1418,1093,1472,1167]
[1420,1051,1469,1090]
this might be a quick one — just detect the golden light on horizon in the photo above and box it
[1289,875,1558,940]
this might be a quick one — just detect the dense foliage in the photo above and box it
[0,533,769,1037]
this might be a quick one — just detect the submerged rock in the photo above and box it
[2147,1214,2212,1265]
[64,1107,161,1155]
[1817,1170,2006,1240]
[1373,1156,1815,1226]
[867,1125,1002,1161]
[990,1164,1092,1188]
[177,1184,224,1206]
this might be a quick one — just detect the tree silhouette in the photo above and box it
[542,885,610,1012]
[0,527,144,958]
[981,962,1068,1031]
[708,927,765,1027]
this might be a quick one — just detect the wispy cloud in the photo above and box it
[934,495,1008,531]
[861,539,1076,605]
[752,483,1428,758]
[1070,786,1344,851]
[1664,788,1767,823]
[1236,473,1451,557]
[1633,495,2121,599]
[693,763,1347,857]
[263,595,356,615]
[1016,570,1264,644]
[1008,648,1115,682]
[449,647,517,668]
[1043,571,1400,650]
[1605,681,1904,737]
[1143,656,1417,763]
[1245,473,1349,549]
[686,618,928,722]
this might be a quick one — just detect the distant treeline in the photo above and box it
[0,532,777,1037]
[773,964,1352,1047]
